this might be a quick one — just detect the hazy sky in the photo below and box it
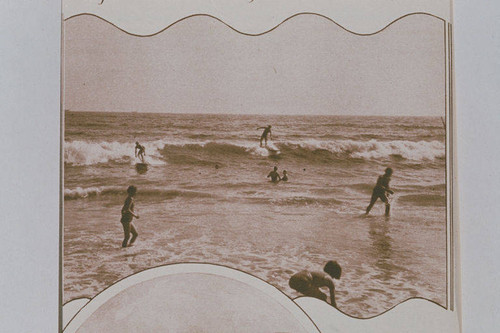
[64,14,445,116]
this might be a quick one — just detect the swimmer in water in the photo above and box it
[120,185,139,247]
[366,167,394,216]
[289,261,342,308]
[267,166,281,182]
[135,141,146,163]
[281,170,288,181]
[257,125,272,147]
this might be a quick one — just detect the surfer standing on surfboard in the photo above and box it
[120,185,139,247]
[257,125,272,147]
[135,141,146,163]
[365,167,394,216]
[289,261,342,308]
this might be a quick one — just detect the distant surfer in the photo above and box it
[120,185,139,248]
[281,170,288,181]
[257,125,272,147]
[365,167,394,216]
[135,141,146,163]
[267,166,281,182]
[289,261,342,308]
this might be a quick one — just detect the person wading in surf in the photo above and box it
[257,125,272,147]
[135,141,146,163]
[267,166,281,182]
[281,170,288,182]
[365,167,394,216]
[289,261,342,308]
[120,185,139,247]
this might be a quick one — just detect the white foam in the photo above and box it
[64,186,104,199]
[64,140,167,166]
[288,139,445,161]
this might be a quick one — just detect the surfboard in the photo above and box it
[266,142,280,154]
[267,147,278,153]
[135,163,148,174]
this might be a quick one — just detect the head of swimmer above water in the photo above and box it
[384,167,393,176]
[324,260,342,279]
[274,166,278,171]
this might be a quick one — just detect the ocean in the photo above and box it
[63,111,446,318]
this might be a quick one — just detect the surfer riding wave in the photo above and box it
[135,141,146,163]
[257,125,272,147]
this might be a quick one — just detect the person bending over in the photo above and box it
[289,261,342,308]
[366,167,394,216]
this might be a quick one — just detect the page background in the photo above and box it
[0,1,498,331]
[455,0,500,332]
[0,1,60,332]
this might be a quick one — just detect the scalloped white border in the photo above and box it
[62,264,460,332]
[63,264,319,332]
[63,0,451,35]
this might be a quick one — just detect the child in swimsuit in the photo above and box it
[289,261,342,308]
[121,185,139,247]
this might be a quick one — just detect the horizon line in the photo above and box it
[64,109,440,118]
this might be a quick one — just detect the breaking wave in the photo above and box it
[64,186,215,200]
[64,138,444,166]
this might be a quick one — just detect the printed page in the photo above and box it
[60,0,459,331]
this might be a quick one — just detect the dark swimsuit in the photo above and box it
[121,197,134,223]
[268,171,280,182]
[371,176,390,202]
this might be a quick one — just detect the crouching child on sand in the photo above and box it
[289,261,342,308]
[121,185,139,247]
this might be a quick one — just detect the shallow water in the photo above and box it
[64,111,446,317]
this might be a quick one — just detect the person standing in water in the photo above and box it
[281,170,288,182]
[267,166,281,182]
[121,185,139,247]
[257,125,272,147]
[289,261,342,308]
[366,167,394,216]
[135,141,146,163]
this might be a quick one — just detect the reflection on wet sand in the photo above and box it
[369,218,394,282]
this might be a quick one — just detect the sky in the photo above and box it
[63,13,445,116]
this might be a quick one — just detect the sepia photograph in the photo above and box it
[62,4,452,329]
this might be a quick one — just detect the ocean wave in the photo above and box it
[270,196,343,206]
[283,139,445,161]
[64,138,444,166]
[397,194,446,206]
[64,140,167,166]
[64,186,110,199]
[64,186,214,200]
